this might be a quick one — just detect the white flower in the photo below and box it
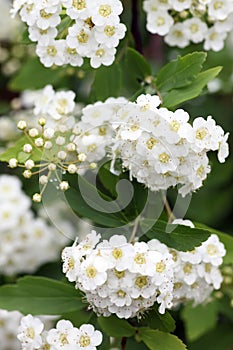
[46,319,74,350]
[183,17,208,43]
[204,26,227,51]
[47,90,76,120]
[146,10,174,35]
[36,39,66,67]
[165,23,190,48]
[218,132,229,163]
[98,235,134,271]
[94,20,127,48]
[28,25,57,45]
[78,255,108,291]
[67,324,103,349]
[208,0,232,20]
[170,0,192,12]
[89,45,116,68]
[17,314,44,350]
[197,234,226,266]
[172,218,195,228]
[66,22,97,56]
[90,0,123,26]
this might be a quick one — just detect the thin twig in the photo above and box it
[129,215,140,243]
[121,337,127,350]
[131,0,143,53]
[162,194,176,223]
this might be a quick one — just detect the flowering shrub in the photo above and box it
[0,1,233,350]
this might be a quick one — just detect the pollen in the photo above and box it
[207,244,218,256]
[77,30,89,43]
[86,266,97,278]
[134,253,146,265]
[47,46,57,57]
[112,248,123,259]
[159,152,170,164]
[104,25,116,37]
[135,276,148,288]
[79,335,91,347]
[99,4,112,17]
[72,0,86,10]
[156,261,166,273]
[26,327,35,339]
[196,128,207,140]
[183,262,193,274]
[146,137,157,150]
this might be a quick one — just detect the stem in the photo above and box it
[129,215,140,243]
[121,337,127,350]
[131,0,142,53]
[162,194,176,223]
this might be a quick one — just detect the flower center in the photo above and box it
[112,248,123,259]
[134,253,146,265]
[104,25,116,37]
[146,137,157,150]
[72,0,86,10]
[86,266,97,278]
[26,327,35,339]
[207,244,218,256]
[159,152,170,164]
[77,30,89,43]
[79,335,91,347]
[183,263,193,274]
[196,128,207,140]
[135,276,148,288]
[47,46,57,57]
[117,289,126,298]
[99,4,112,17]
[156,262,166,273]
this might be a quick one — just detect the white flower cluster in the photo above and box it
[62,228,226,318]
[11,0,126,68]
[0,310,56,350]
[7,87,229,198]
[0,174,68,275]
[18,314,103,350]
[68,92,229,199]
[143,0,233,51]
[111,94,229,197]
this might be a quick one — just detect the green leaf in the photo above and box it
[188,324,233,350]
[98,315,135,338]
[139,307,176,333]
[139,328,187,350]
[161,66,222,108]
[121,48,151,96]
[181,302,218,342]
[61,309,93,328]
[65,174,128,227]
[0,136,42,163]
[90,62,122,102]
[97,162,149,222]
[8,57,64,91]
[0,276,84,315]
[142,219,210,251]
[156,52,207,92]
